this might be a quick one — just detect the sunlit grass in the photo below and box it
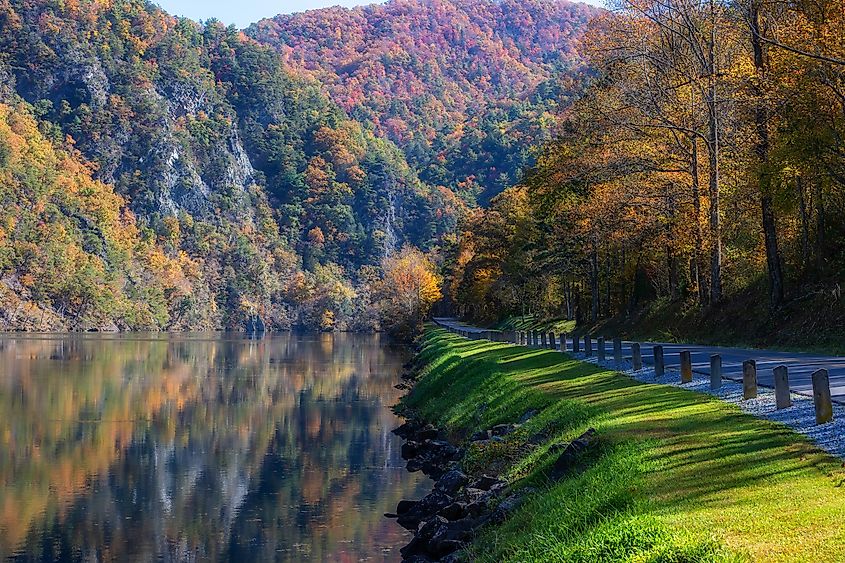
[403,327,845,562]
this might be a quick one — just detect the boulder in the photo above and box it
[438,502,468,521]
[469,430,490,441]
[417,427,439,440]
[469,475,503,491]
[399,536,430,560]
[435,469,469,495]
[549,428,598,480]
[491,423,516,437]
[417,516,448,541]
[433,539,464,557]
[397,491,454,530]
[393,420,422,438]
[397,500,418,515]
[491,493,528,524]
[401,441,421,459]
[407,458,424,472]
[519,409,539,423]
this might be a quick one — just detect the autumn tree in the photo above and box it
[376,246,442,337]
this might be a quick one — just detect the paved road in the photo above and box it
[432,318,845,403]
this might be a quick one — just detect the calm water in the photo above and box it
[0,332,427,562]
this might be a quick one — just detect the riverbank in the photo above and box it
[398,326,845,562]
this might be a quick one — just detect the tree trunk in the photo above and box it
[605,251,612,317]
[706,13,722,305]
[751,0,785,308]
[665,185,678,301]
[797,176,810,271]
[815,181,826,273]
[690,138,706,305]
[590,246,599,323]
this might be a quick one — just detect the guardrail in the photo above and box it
[432,319,834,426]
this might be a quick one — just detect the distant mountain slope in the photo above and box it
[249,0,600,202]
[0,0,462,330]
[0,94,186,330]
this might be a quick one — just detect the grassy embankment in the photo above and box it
[403,326,845,562]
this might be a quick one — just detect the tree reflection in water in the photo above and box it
[0,332,427,561]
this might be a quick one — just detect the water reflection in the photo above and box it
[0,332,426,561]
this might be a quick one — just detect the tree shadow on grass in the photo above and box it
[420,328,845,522]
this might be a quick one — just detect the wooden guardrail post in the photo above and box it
[742,360,757,399]
[560,333,567,352]
[613,338,622,364]
[540,331,548,348]
[653,345,664,376]
[773,365,791,409]
[812,369,833,424]
[549,332,556,350]
[573,334,580,353]
[680,350,692,383]
[632,343,642,370]
[597,337,606,361]
[710,354,722,390]
[585,335,593,357]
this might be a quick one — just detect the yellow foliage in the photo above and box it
[378,246,442,333]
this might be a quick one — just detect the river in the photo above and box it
[0,332,426,561]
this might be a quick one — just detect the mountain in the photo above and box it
[248,0,600,203]
[0,94,185,330]
[0,0,462,331]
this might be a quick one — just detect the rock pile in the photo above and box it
[390,420,529,562]
[389,408,599,562]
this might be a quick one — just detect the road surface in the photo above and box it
[432,318,845,403]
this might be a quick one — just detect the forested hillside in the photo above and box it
[446,0,845,348]
[0,95,188,330]
[249,0,600,203]
[0,0,461,331]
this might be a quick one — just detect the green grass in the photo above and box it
[403,327,845,562]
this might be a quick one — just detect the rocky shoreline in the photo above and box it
[388,360,598,562]
[387,418,529,562]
